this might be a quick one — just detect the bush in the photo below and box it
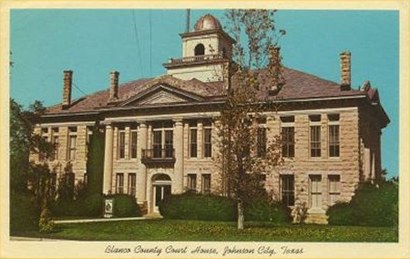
[327,202,354,226]
[244,200,290,224]
[159,193,236,221]
[327,182,398,226]
[10,192,40,234]
[111,194,142,218]
[51,193,104,218]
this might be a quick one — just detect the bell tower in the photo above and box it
[163,14,235,82]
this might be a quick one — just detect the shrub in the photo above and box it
[51,193,104,218]
[10,192,40,234]
[111,194,142,218]
[327,202,354,226]
[244,200,290,224]
[159,193,236,221]
[327,182,398,226]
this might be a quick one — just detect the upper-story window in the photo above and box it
[68,127,77,160]
[256,118,267,157]
[194,43,205,56]
[130,130,138,159]
[189,121,198,158]
[203,121,212,158]
[51,127,59,161]
[309,115,321,158]
[152,121,174,158]
[281,116,295,158]
[118,129,126,159]
[328,114,340,157]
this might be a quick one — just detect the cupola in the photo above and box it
[163,14,235,82]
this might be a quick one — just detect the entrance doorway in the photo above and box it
[152,174,172,213]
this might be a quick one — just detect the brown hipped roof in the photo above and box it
[46,67,366,115]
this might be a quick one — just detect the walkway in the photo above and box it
[53,213,162,224]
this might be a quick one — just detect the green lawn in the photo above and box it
[14,219,398,242]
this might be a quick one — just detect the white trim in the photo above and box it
[35,121,95,127]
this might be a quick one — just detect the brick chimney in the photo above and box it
[108,71,119,103]
[340,51,351,91]
[268,46,284,95]
[62,70,73,109]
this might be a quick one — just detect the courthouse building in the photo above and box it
[31,14,389,223]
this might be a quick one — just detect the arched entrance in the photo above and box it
[152,174,172,213]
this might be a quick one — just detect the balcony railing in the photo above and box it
[141,148,175,166]
[167,52,224,65]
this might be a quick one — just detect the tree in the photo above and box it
[10,98,55,232]
[216,9,286,229]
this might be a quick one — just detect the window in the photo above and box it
[204,127,212,158]
[328,114,340,157]
[164,130,173,158]
[281,175,295,206]
[153,130,162,158]
[152,122,173,158]
[130,131,138,159]
[118,131,125,159]
[51,135,59,160]
[68,135,77,160]
[310,175,322,208]
[202,174,211,194]
[310,126,321,157]
[187,174,197,191]
[257,127,267,157]
[194,43,205,56]
[282,127,295,158]
[116,173,124,194]
[128,173,136,196]
[328,175,341,206]
[190,128,197,158]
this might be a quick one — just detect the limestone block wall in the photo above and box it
[265,108,360,213]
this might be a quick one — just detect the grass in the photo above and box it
[14,219,398,242]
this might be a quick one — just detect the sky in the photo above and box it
[9,9,399,178]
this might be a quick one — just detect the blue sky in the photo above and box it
[10,9,399,178]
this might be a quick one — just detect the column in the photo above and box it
[124,126,130,160]
[174,119,184,193]
[137,122,147,203]
[103,124,113,194]
[197,120,203,158]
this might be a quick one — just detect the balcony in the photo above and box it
[163,52,226,69]
[141,148,175,167]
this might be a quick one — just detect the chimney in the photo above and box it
[62,70,73,109]
[268,46,284,95]
[108,71,120,102]
[340,51,351,91]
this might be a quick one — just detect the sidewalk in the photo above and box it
[54,213,162,224]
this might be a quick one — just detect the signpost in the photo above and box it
[104,198,113,218]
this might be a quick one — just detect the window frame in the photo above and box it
[203,126,212,158]
[280,174,295,207]
[201,174,211,194]
[328,174,341,206]
[309,175,322,208]
[128,173,137,196]
[116,173,124,194]
[117,130,126,159]
[130,130,138,159]
[328,114,340,158]
[257,126,267,157]
[187,174,197,191]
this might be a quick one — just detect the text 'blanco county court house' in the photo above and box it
[30,14,389,223]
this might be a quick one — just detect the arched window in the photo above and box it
[194,44,205,56]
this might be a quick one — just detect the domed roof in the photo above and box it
[194,14,222,31]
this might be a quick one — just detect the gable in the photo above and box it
[138,90,189,105]
[121,83,205,107]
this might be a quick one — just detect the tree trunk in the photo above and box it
[237,198,244,230]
